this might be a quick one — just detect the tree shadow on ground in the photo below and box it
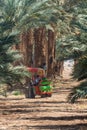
[28,124,87,130]
[0,97,24,101]
[33,115,87,121]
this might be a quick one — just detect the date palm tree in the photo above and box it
[63,0,87,103]
[0,0,63,97]
[0,0,30,89]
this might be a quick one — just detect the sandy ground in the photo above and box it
[0,63,87,130]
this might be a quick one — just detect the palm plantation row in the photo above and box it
[0,0,87,102]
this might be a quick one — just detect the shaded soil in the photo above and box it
[0,67,87,130]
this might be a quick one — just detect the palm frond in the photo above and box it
[68,81,87,103]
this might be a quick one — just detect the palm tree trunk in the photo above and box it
[57,60,64,77]
[47,29,55,77]
[34,27,47,67]
[21,29,35,98]
[20,29,34,67]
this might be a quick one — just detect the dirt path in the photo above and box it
[0,78,87,130]
[0,64,87,130]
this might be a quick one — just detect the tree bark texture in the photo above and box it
[47,29,55,77]
[34,27,47,67]
[57,60,64,76]
[20,29,34,67]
